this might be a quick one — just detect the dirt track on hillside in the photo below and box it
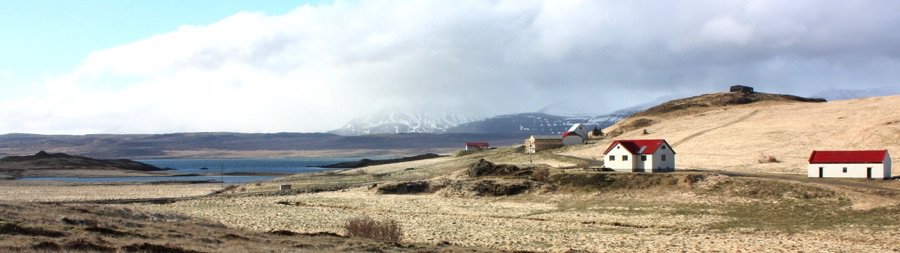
[671,110,760,147]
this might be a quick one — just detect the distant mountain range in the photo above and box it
[330,107,485,135]
[445,109,639,135]
[0,132,529,159]
[330,108,642,136]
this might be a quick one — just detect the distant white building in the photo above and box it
[603,139,675,172]
[808,150,892,179]
[561,123,588,146]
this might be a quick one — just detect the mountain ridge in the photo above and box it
[0,132,529,159]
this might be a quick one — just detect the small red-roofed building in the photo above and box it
[465,142,490,151]
[602,139,675,172]
[807,150,891,179]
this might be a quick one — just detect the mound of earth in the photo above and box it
[468,159,533,177]
[376,181,433,194]
[377,178,542,197]
[442,179,539,197]
[0,151,168,178]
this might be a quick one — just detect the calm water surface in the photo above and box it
[18,157,360,184]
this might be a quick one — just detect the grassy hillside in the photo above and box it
[561,94,900,175]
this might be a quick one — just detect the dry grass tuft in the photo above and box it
[343,216,402,243]
[757,155,779,163]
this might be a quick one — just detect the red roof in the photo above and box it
[561,131,583,138]
[465,142,489,147]
[808,150,888,164]
[603,139,672,155]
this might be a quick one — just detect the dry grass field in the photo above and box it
[2,94,899,252]
[563,94,900,175]
[0,181,221,202]
[130,170,900,252]
[0,200,489,252]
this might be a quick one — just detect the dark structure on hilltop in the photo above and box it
[730,85,754,93]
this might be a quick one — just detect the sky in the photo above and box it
[1,0,899,134]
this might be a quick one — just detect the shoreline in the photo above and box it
[318,153,444,168]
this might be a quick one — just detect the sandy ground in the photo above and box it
[0,181,221,202]
[562,95,900,175]
[128,186,900,252]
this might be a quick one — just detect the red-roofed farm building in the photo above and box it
[561,123,588,146]
[465,142,490,151]
[807,150,892,179]
[603,139,675,172]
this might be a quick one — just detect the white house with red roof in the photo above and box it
[603,139,675,172]
[807,150,892,179]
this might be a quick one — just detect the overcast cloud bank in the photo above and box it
[2,0,899,134]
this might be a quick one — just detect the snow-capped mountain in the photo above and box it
[332,105,644,136]
[587,108,640,128]
[330,106,486,136]
[445,109,637,135]
[446,113,586,135]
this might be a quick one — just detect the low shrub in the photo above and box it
[757,155,779,163]
[532,168,549,182]
[343,217,402,243]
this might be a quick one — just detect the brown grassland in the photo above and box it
[1,94,900,252]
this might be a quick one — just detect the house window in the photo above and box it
[641,155,647,161]
[661,155,667,161]
[661,145,666,150]
[622,155,629,161]
[843,167,847,173]
[609,155,615,161]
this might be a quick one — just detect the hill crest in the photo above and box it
[563,94,900,175]
[0,151,167,178]
[607,91,826,137]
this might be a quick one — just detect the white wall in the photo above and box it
[638,154,652,170]
[807,163,887,179]
[605,143,635,171]
[651,144,675,171]
[604,142,676,172]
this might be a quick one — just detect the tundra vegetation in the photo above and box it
[2,93,899,252]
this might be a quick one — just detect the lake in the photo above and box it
[18,157,360,184]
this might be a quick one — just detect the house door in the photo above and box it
[819,167,824,178]
[867,167,872,179]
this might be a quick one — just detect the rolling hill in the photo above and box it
[0,151,168,178]
[560,92,900,175]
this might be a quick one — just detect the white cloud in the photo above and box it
[2,0,900,134]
